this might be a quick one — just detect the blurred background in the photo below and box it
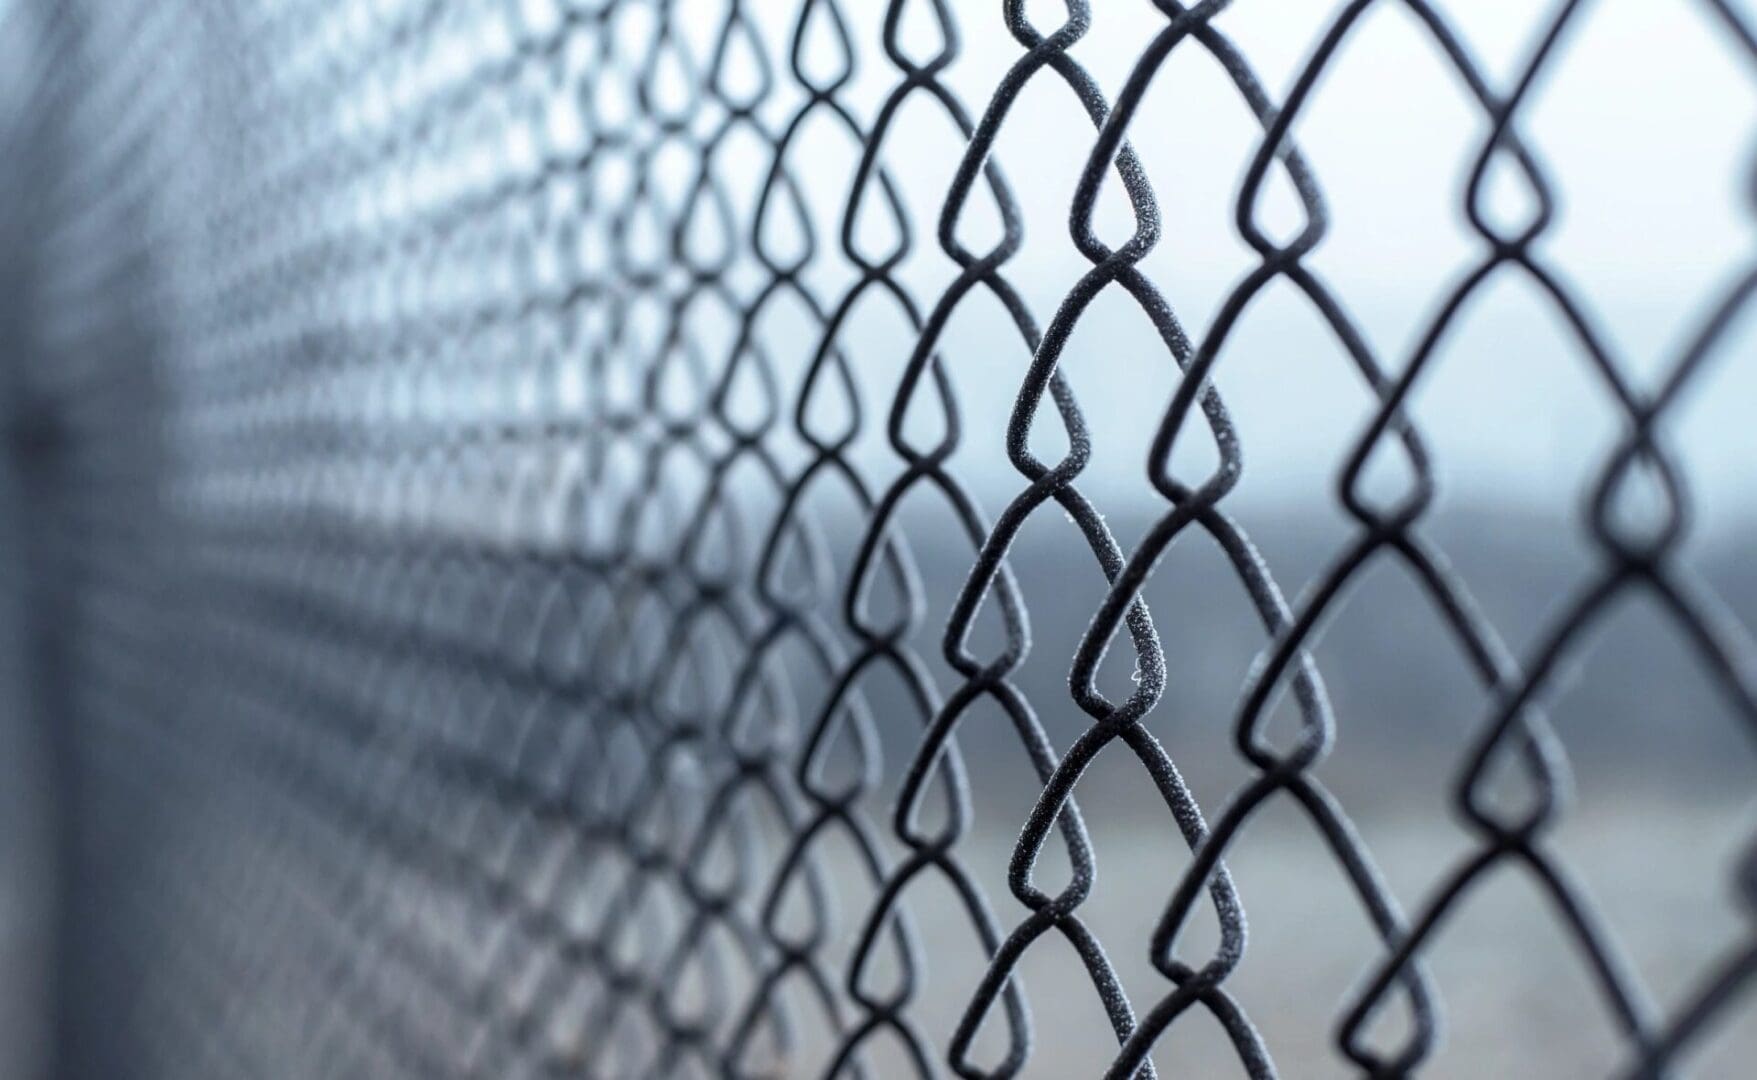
[2,0,1756,1076]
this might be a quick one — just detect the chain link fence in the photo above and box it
[3,0,1756,1076]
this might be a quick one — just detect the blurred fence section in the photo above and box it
[4,0,1757,1077]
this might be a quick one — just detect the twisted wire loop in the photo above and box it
[4,0,1757,1076]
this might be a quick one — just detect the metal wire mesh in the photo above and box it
[4,0,1757,1077]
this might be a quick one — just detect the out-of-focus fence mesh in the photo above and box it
[3,0,1756,1077]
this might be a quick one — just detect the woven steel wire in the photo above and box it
[3,0,1756,1077]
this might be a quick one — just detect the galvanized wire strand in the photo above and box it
[5,0,1757,1077]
